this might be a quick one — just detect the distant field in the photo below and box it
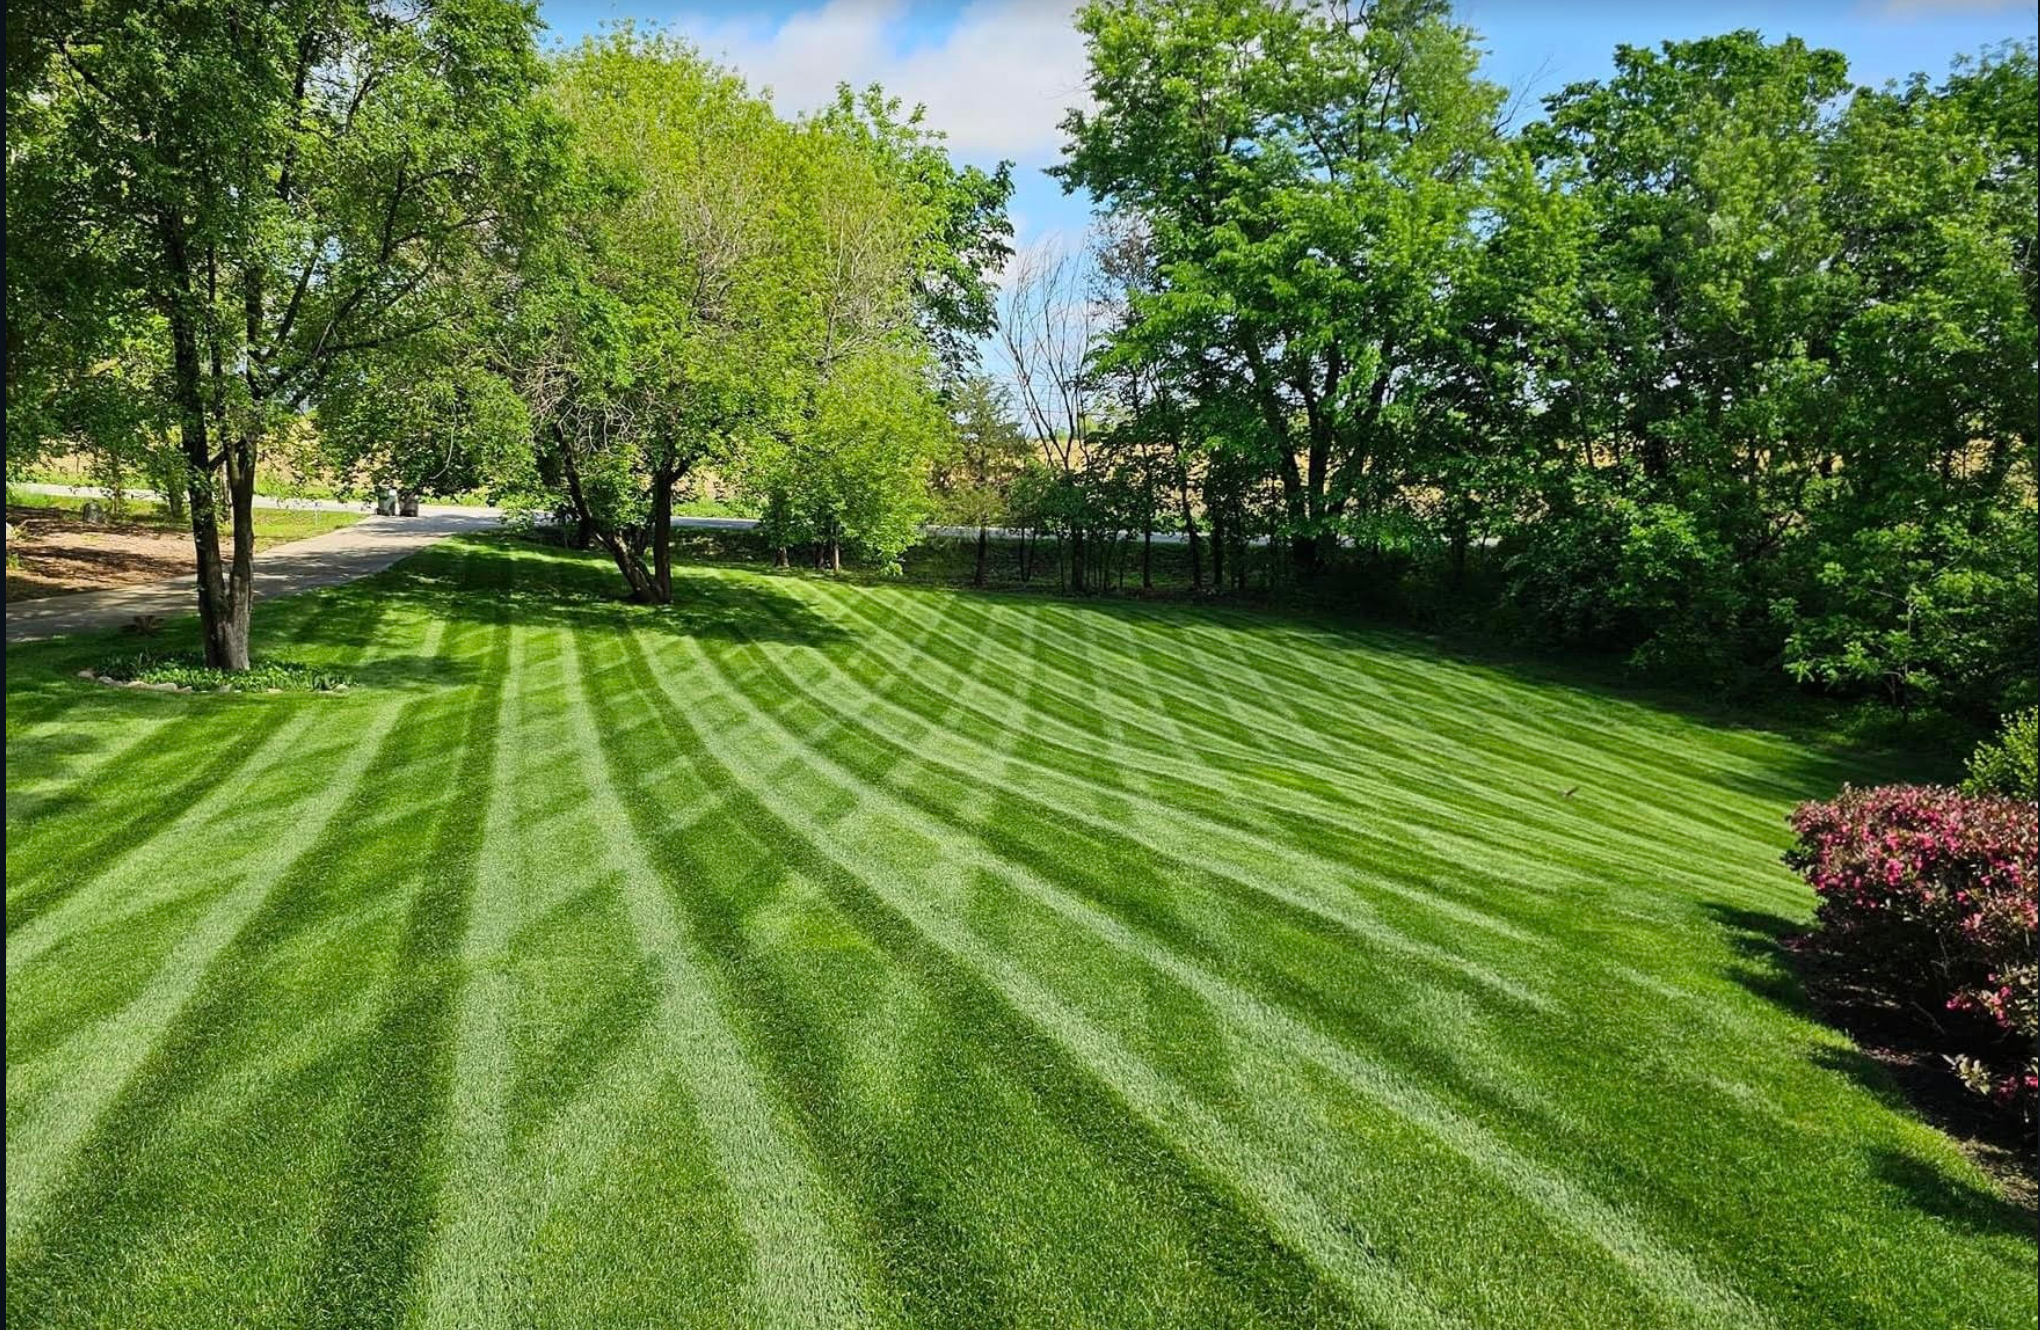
[5,536,2032,1329]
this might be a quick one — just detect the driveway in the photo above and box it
[6,510,499,643]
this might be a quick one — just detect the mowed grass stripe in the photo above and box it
[919,586,1773,884]
[807,578,1729,909]
[605,623,1389,1329]
[651,619,1771,1329]
[786,574,1818,993]
[708,595,1555,1019]
[4,631,441,1300]
[558,626,886,1329]
[6,538,2033,1330]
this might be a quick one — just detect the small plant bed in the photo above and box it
[81,650,352,694]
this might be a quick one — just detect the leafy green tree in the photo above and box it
[935,375,1033,585]
[316,333,531,505]
[539,30,791,602]
[17,0,559,665]
[1058,0,1511,578]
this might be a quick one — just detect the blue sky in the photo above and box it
[536,0,2037,257]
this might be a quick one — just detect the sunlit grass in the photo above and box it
[5,536,2032,1329]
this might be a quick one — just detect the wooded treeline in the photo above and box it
[1028,0,2037,726]
[8,0,2034,727]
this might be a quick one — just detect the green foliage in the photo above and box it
[932,375,1031,530]
[14,0,562,663]
[1057,10,2035,724]
[317,342,532,501]
[512,33,998,598]
[88,650,351,693]
[1058,0,1513,574]
[1966,708,2040,803]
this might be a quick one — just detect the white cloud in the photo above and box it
[671,0,1090,163]
[1871,0,2022,14]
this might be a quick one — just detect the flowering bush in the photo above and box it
[1787,784,2038,1118]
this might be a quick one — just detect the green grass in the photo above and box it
[5,536,2033,1329]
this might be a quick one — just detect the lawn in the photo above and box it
[5,535,2033,1329]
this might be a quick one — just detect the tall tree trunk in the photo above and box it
[1020,527,1032,584]
[974,524,988,587]
[1068,527,1086,594]
[1180,488,1202,592]
[1142,522,1153,591]
[169,308,240,668]
[214,430,258,669]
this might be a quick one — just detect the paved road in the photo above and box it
[6,510,499,643]
[12,482,487,518]
[11,482,1200,544]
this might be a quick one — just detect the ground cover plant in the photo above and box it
[85,650,352,695]
[6,535,2035,1329]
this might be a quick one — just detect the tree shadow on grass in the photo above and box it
[837,571,1921,806]
[1866,1140,2036,1239]
[1702,902,1820,1021]
[1699,900,2038,1226]
[283,536,848,659]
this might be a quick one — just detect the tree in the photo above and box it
[316,331,531,505]
[18,0,558,666]
[935,374,1033,585]
[538,30,791,602]
[996,239,1102,591]
[1057,0,1511,579]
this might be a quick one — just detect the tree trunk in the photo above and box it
[1020,528,1032,584]
[1181,492,1202,592]
[775,545,789,568]
[1210,504,1226,594]
[227,436,259,662]
[974,524,988,587]
[1068,527,1086,594]
[650,460,675,601]
[1142,522,1153,591]
[828,532,842,572]
[565,444,665,603]
[167,296,242,668]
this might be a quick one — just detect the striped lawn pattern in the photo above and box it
[5,537,2033,1329]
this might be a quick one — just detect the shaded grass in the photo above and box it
[5,535,2034,1329]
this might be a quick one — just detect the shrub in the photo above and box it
[1963,707,2038,804]
[1786,784,2038,1118]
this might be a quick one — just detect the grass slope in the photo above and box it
[5,536,2033,1330]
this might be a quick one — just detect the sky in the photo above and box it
[534,0,2037,257]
